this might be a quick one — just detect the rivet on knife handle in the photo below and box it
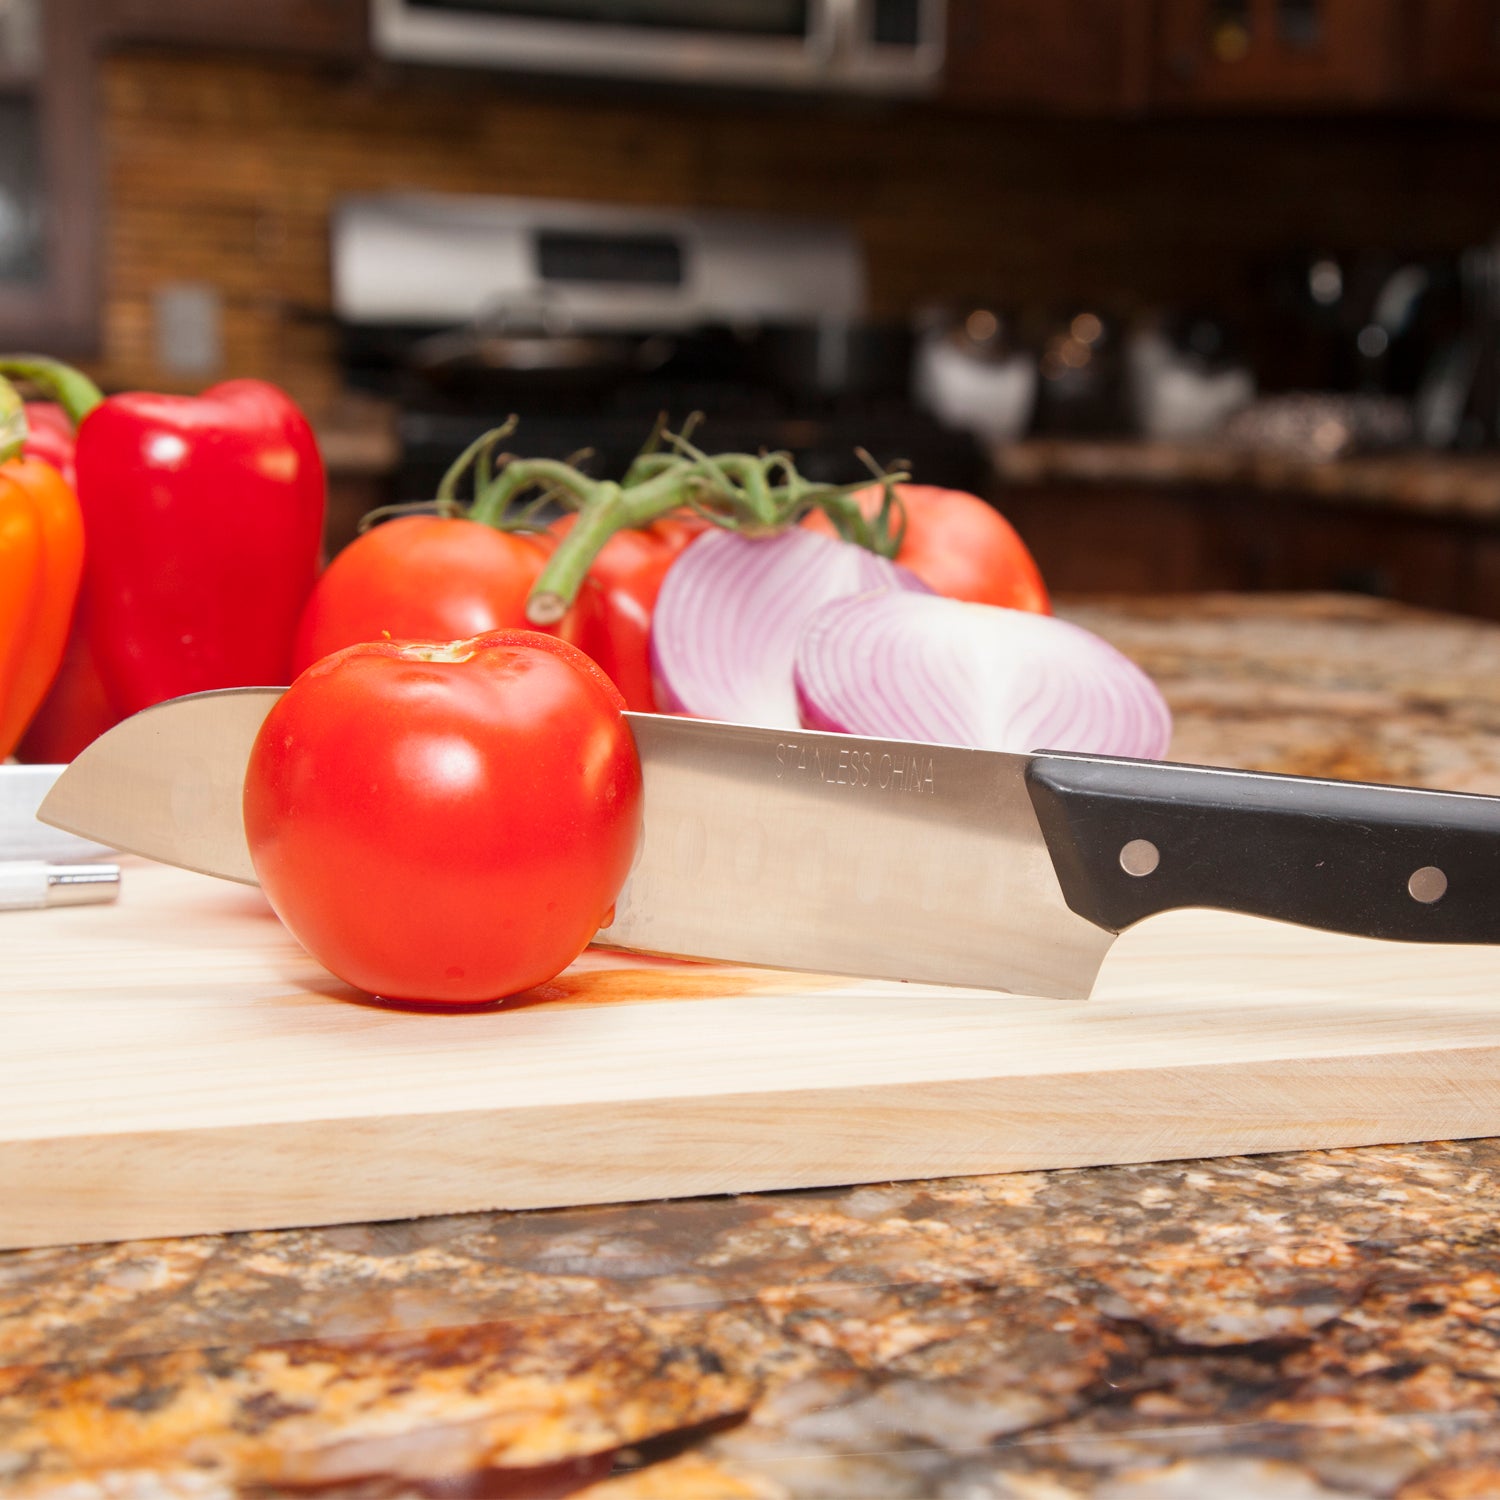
[1025,752,1500,946]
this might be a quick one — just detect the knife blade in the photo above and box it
[37,689,1500,998]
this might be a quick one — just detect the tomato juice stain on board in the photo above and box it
[501,952,842,1013]
[302,954,839,1014]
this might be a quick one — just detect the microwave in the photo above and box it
[369,0,945,96]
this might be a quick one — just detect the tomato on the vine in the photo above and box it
[243,629,643,1005]
[291,515,603,676]
[804,484,1050,614]
[550,512,706,712]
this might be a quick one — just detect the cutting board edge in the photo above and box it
[10,1011,1500,1143]
[7,1042,1500,1251]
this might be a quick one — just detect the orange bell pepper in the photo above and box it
[0,379,84,759]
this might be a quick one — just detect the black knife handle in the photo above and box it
[1025,753,1500,944]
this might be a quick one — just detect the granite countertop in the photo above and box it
[8,593,1500,1499]
[993,440,1500,523]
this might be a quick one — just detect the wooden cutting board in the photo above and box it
[5,857,1500,1250]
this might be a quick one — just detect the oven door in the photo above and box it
[369,0,942,94]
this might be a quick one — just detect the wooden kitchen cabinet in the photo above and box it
[1461,530,1500,615]
[997,488,1239,593]
[942,0,1152,113]
[941,0,1420,115]
[1272,505,1467,611]
[998,479,1500,622]
[1150,0,1408,110]
[1409,0,1500,104]
[92,0,368,61]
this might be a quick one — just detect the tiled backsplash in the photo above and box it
[85,48,1500,414]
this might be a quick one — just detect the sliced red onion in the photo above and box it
[651,529,928,727]
[794,591,1172,757]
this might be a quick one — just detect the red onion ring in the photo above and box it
[650,529,927,727]
[794,591,1172,757]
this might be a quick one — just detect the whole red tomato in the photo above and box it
[292,515,601,676]
[243,629,643,1004]
[550,513,706,712]
[804,484,1049,614]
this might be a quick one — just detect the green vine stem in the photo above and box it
[0,377,26,464]
[364,413,909,626]
[469,457,607,526]
[0,356,105,428]
[435,418,516,507]
[522,439,908,626]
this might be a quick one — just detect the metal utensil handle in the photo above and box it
[1026,752,1500,945]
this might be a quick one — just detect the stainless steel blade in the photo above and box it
[599,715,1114,999]
[38,693,1115,997]
[37,687,284,885]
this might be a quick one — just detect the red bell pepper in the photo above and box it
[3,357,325,758]
[20,401,77,487]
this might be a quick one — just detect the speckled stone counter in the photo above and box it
[7,593,1500,1500]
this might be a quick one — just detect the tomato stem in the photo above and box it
[409,415,909,624]
[436,417,517,507]
[526,480,630,625]
[524,439,908,624]
[470,458,603,527]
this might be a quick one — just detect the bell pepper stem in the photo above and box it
[0,356,104,428]
[0,377,26,464]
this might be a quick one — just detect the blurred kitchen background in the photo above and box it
[10,0,1500,613]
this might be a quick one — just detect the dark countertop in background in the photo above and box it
[994,439,1500,522]
[311,408,1500,535]
[8,593,1500,1499]
[314,395,401,480]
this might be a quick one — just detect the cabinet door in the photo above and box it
[95,0,367,61]
[0,0,97,352]
[943,0,1152,113]
[1276,508,1465,609]
[1152,0,1406,109]
[995,487,1227,593]
[1411,0,1500,101]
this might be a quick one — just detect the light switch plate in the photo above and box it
[153,282,224,377]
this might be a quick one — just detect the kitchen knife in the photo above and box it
[37,687,1500,999]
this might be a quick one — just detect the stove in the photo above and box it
[332,193,988,502]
